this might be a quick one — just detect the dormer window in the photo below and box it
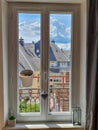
[36,49,39,53]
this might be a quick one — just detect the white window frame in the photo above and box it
[8,2,81,122]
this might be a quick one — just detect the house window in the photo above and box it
[8,3,80,122]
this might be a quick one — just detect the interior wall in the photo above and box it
[80,0,87,126]
[2,0,9,125]
[0,0,8,129]
[0,0,5,129]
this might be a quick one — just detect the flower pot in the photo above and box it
[19,69,33,87]
[8,119,16,127]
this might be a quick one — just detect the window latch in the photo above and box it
[41,91,48,99]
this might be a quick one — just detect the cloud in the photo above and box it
[57,43,71,50]
[50,16,58,22]
[19,15,71,43]
[65,27,71,35]
[31,22,40,28]
[50,24,57,37]
[19,21,40,43]
[58,32,65,38]
[59,22,65,26]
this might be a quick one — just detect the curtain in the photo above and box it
[86,0,98,130]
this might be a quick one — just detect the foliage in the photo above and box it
[19,101,40,112]
[9,116,16,120]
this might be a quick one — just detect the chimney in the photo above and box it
[19,37,24,46]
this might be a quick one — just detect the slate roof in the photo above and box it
[34,41,70,62]
[19,43,40,70]
[19,40,71,71]
[50,43,70,62]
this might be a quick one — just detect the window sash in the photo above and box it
[8,2,80,122]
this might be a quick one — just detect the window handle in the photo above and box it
[41,91,48,99]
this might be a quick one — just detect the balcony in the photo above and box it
[19,75,70,113]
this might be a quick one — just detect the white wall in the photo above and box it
[0,0,8,129]
[0,0,5,129]
[80,0,87,126]
[2,0,9,125]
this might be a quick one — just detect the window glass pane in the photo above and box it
[49,14,72,112]
[18,13,41,113]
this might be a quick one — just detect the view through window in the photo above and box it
[18,13,72,114]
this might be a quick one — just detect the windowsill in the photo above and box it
[3,122,84,130]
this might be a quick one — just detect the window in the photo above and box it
[8,3,80,122]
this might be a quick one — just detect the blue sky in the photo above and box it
[18,13,71,50]
[19,14,40,23]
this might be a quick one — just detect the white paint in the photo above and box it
[6,0,83,3]
[80,0,87,126]
[2,0,9,126]
[0,0,8,128]
[0,1,4,128]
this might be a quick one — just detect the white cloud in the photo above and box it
[57,43,71,50]
[65,27,71,35]
[19,18,71,43]
[19,21,40,43]
[58,32,65,38]
[31,22,40,28]
[59,22,65,26]
[19,21,26,26]
[50,17,58,22]
[50,24,57,37]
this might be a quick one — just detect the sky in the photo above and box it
[18,13,72,50]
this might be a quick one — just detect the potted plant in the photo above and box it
[19,69,33,87]
[8,115,16,127]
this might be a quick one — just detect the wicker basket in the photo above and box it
[19,69,33,87]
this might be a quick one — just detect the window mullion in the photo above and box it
[41,8,49,120]
[45,9,49,119]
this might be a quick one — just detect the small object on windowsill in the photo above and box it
[72,106,81,126]
[8,115,16,127]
